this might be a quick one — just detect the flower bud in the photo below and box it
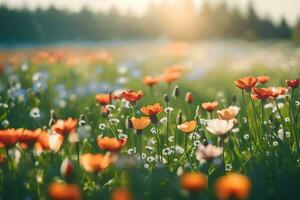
[172,85,180,98]
[79,114,86,127]
[185,92,193,104]
[176,111,183,125]
[164,94,169,103]
[125,116,133,129]
[232,94,237,104]
[60,158,74,178]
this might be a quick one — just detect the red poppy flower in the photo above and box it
[285,79,299,89]
[122,90,143,103]
[251,87,273,100]
[96,94,111,105]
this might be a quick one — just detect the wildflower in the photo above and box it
[48,182,81,200]
[37,131,63,153]
[97,136,127,152]
[122,90,143,104]
[160,117,168,124]
[18,129,41,146]
[196,144,223,164]
[142,76,160,87]
[163,94,169,103]
[251,87,273,100]
[52,118,77,135]
[80,153,111,172]
[206,119,234,136]
[285,79,299,89]
[30,107,41,118]
[164,107,174,114]
[215,173,251,200]
[99,123,107,130]
[217,106,240,120]
[111,188,132,200]
[162,71,181,84]
[0,128,23,147]
[130,117,151,135]
[234,76,258,91]
[185,92,193,104]
[202,101,218,112]
[180,172,207,192]
[60,159,74,178]
[258,75,270,84]
[177,120,197,133]
[96,93,111,105]
[172,85,180,97]
[270,87,289,99]
[140,103,163,124]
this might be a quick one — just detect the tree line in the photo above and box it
[0,0,299,43]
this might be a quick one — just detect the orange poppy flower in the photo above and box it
[37,131,64,153]
[251,87,273,100]
[217,106,240,121]
[52,118,77,135]
[122,90,144,103]
[202,101,218,112]
[140,103,163,116]
[270,87,289,99]
[96,93,111,105]
[180,172,207,192]
[285,79,299,89]
[48,182,81,200]
[215,173,251,200]
[0,129,21,147]
[80,153,111,172]
[97,136,126,152]
[177,120,197,133]
[18,129,41,146]
[257,76,270,84]
[185,92,193,104]
[164,65,183,74]
[130,117,151,130]
[142,76,160,87]
[162,72,181,84]
[111,188,133,200]
[234,76,258,91]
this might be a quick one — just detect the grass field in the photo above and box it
[0,40,300,200]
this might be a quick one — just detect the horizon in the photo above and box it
[0,0,299,25]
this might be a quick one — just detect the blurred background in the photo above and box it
[0,0,300,43]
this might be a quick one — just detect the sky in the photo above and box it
[0,0,299,25]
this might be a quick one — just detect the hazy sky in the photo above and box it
[0,0,299,25]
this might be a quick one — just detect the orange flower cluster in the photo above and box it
[0,128,44,148]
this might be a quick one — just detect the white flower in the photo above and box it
[98,123,106,130]
[206,119,234,136]
[30,107,40,119]
[160,117,167,124]
[164,107,174,114]
[195,144,223,164]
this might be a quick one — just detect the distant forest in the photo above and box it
[0,0,300,43]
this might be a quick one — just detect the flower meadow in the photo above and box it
[0,47,300,200]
